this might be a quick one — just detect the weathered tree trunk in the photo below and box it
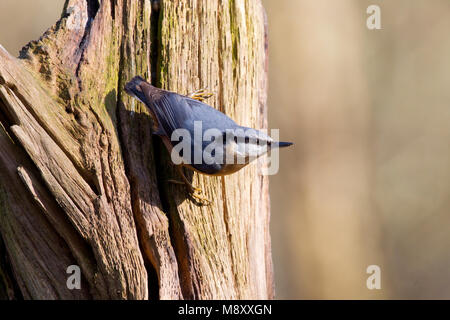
[0,0,272,300]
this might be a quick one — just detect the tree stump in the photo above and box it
[0,0,272,300]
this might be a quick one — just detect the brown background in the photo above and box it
[1,0,449,299]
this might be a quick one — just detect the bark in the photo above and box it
[0,0,272,300]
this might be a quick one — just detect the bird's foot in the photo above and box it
[188,88,214,102]
[168,180,211,206]
[189,190,211,206]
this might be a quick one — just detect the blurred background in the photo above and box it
[1,0,449,299]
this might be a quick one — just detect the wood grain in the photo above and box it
[0,0,272,299]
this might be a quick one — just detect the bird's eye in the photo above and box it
[256,138,260,145]
[267,141,272,147]
[245,137,250,143]
[234,136,238,143]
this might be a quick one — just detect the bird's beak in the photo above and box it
[275,141,293,148]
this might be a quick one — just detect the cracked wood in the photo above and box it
[0,0,272,300]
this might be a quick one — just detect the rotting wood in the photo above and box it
[0,0,272,299]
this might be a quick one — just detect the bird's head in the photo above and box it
[223,127,293,164]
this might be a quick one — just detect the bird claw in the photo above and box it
[187,185,211,206]
[188,88,214,102]
[192,186,203,194]
[189,190,211,206]
[168,180,211,206]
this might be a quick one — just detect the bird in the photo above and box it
[124,76,293,205]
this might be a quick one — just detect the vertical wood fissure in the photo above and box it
[0,0,272,300]
[75,0,100,91]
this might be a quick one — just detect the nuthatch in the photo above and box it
[125,76,292,204]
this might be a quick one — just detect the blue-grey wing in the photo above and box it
[146,92,236,174]
[182,98,238,132]
[144,92,191,136]
[148,92,238,137]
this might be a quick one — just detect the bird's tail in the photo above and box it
[124,76,148,104]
